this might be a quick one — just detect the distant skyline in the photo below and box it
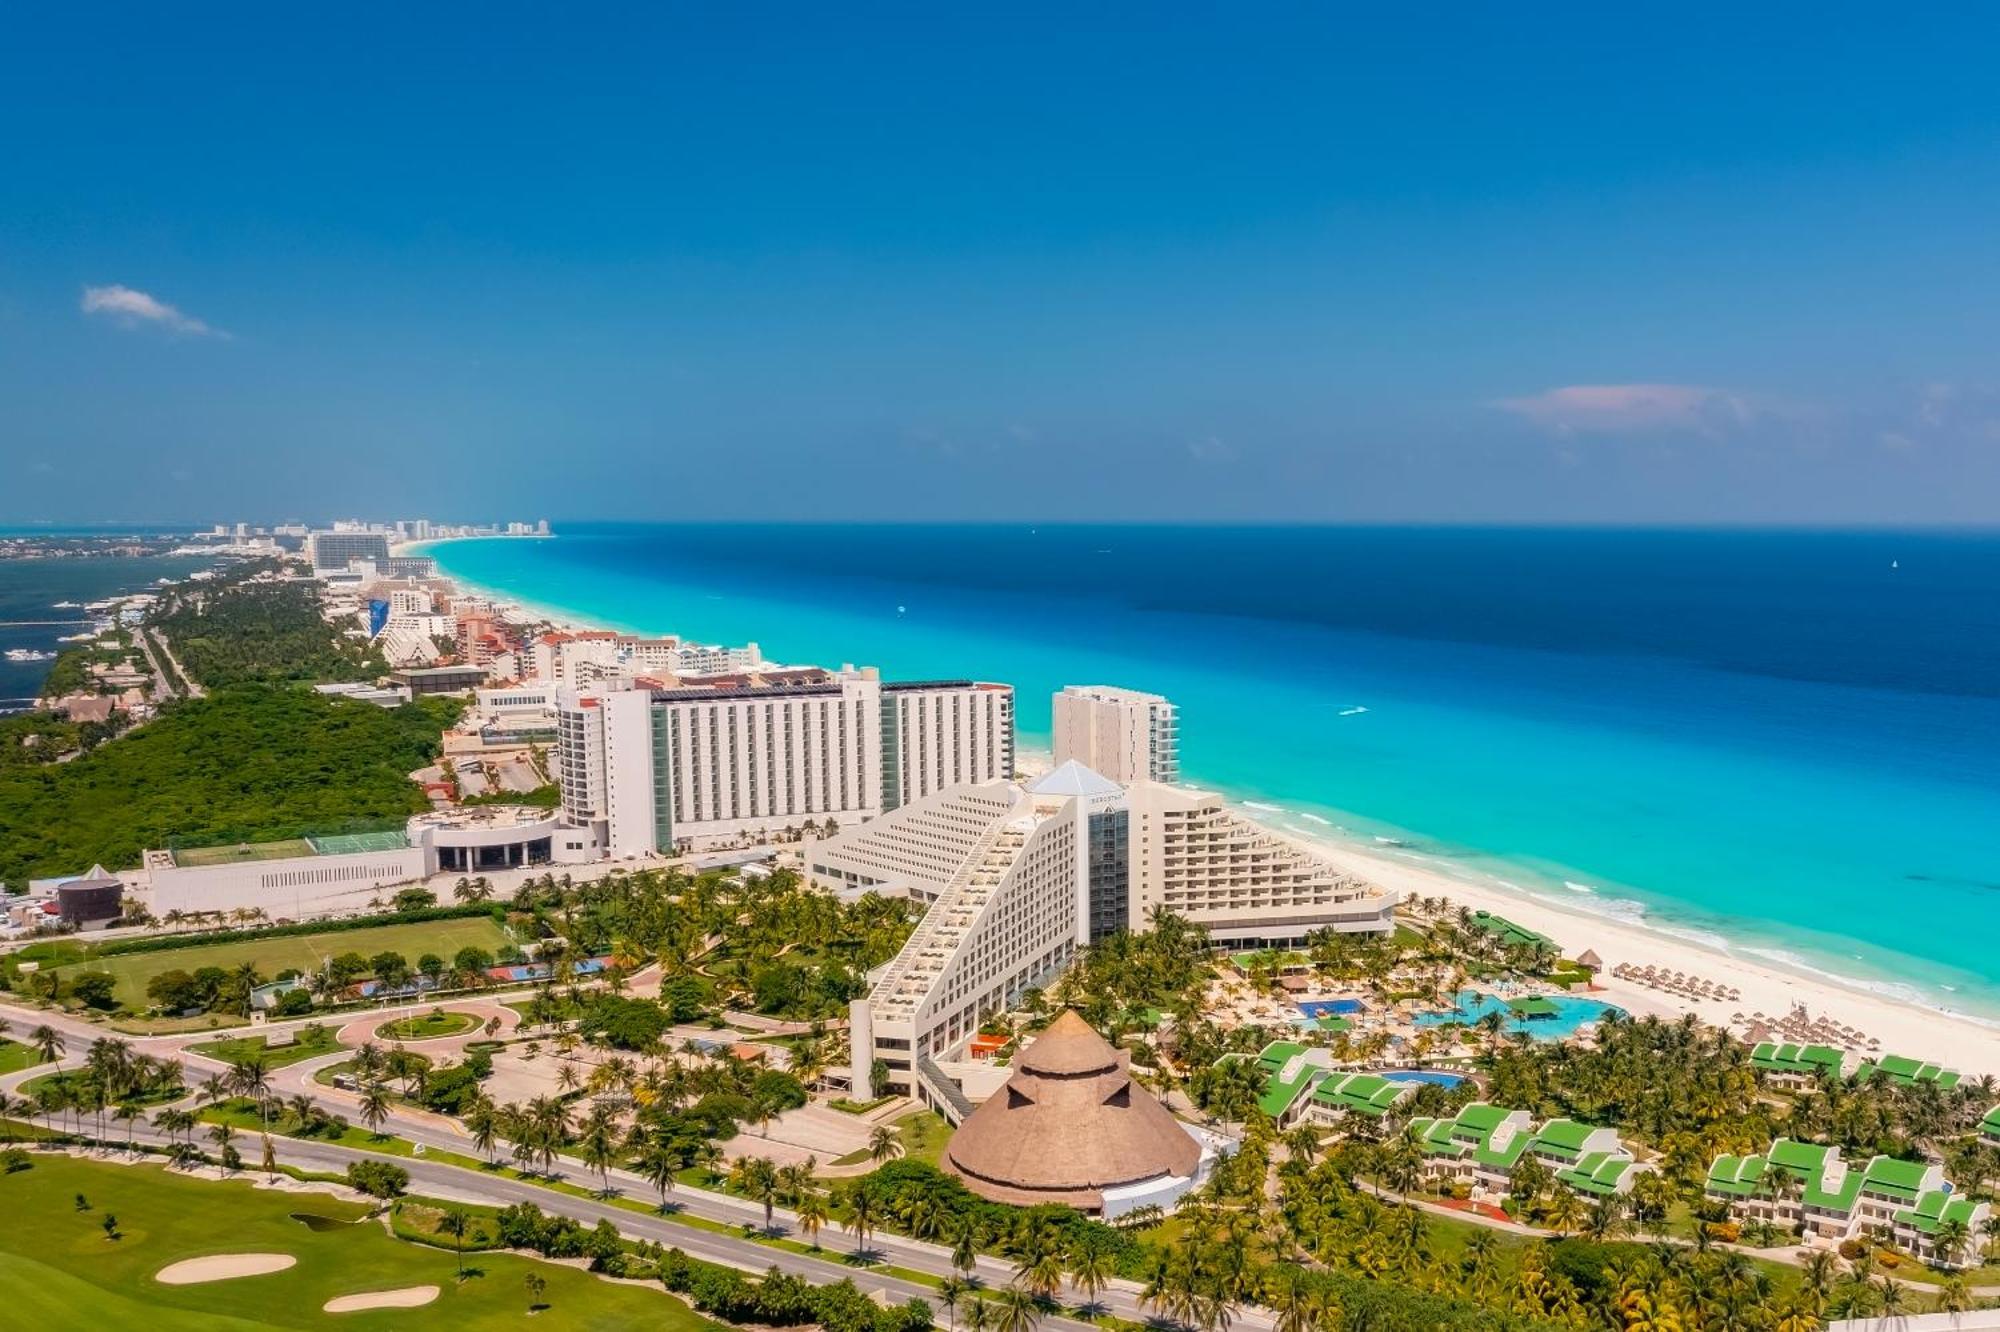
[5,6,2000,526]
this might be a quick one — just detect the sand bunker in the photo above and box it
[156,1252,298,1284]
[324,1286,441,1313]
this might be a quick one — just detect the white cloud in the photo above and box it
[1187,435,1239,463]
[1494,383,1754,437]
[80,284,224,337]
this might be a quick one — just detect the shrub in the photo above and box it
[346,1159,410,1199]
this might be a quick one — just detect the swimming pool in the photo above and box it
[1376,1068,1469,1087]
[1414,990,1622,1040]
[1296,999,1367,1019]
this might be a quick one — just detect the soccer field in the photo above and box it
[52,916,515,1009]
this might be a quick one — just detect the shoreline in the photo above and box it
[1277,827,2000,1076]
[421,538,2000,1077]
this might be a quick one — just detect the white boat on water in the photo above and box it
[51,600,81,609]
[5,649,56,663]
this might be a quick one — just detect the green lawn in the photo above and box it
[0,1152,731,1330]
[187,1028,343,1069]
[376,1010,479,1042]
[47,917,514,1009]
[0,1038,48,1075]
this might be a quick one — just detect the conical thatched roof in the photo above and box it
[943,1010,1201,1212]
[1576,949,1604,971]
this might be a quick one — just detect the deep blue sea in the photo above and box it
[425,524,2000,1019]
[0,552,211,712]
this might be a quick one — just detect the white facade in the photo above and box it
[1052,684,1179,785]
[881,681,1016,811]
[528,632,765,687]
[825,763,1392,1103]
[843,780,1090,1098]
[1125,780,1396,943]
[554,671,1015,857]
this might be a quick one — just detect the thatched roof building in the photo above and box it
[942,1010,1202,1214]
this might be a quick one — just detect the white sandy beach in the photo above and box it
[1290,831,2000,1080]
[411,562,2000,1082]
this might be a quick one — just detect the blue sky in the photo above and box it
[4,5,1999,525]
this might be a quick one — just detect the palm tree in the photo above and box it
[208,1120,236,1169]
[964,1296,989,1332]
[640,1141,681,1210]
[29,1024,64,1064]
[868,1123,903,1164]
[796,1190,828,1249]
[358,1082,391,1135]
[938,1276,968,1332]
[844,1183,876,1256]
[992,1286,1041,1332]
[951,1219,981,1281]
[467,1098,499,1164]
[1067,1240,1115,1313]
[578,1104,618,1195]
[231,1055,272,1135]
[440,1206,471,1281]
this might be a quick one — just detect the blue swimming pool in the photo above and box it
[1377,1068,1469,1087]
[1414,990,1623,1040]
[1296,999,1367,1019]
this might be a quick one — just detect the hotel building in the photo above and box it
[1124,780,1393,947]
[553,669,1015,857]
[1051,685,1179,785]
[1705,1139,1989,1267]
[815,761,1395,1113]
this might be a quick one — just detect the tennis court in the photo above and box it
[307,830,412,855]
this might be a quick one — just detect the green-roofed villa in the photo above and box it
[1853,1052,1963,1092]
[1748,1041,1847,1090]
[1703,1137,1987,1267]
[1981,1103,2000,1149]
[1468,911,1552,951]
[1406,1102,1644,1202]
[1309,1071,1410,1122]
[1218,1041,1417,1129]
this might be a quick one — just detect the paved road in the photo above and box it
[146,627,204,699]
[131,626,178,702]
[0,1000,1237,1329]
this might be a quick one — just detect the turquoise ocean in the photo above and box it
[423,524,2000,1023]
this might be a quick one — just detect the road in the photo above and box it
[144,627,203,699]
[0,999,1234,1330]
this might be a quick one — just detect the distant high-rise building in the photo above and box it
[553,670,1015,856]
[1051,685,1179,785]
[306,530,391,572]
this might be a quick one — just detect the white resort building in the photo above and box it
[553,669,1014,856]
[1051,684,1180,784]
[817,761,1396,1114]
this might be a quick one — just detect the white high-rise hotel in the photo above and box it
[816,684,1396,1109]
[554,668,1014,855]
[1051,684,1179,784]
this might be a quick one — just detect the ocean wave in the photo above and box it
[1374,836,1407,847]
[1242,800,1284,813]
[1337,705,1369,717]
[1530,891,1650,926]
[1737,947,1983,1017]
[1561,880,1595,895]
[1301,813,1332,827]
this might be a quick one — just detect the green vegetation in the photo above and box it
[0,1039,48,1075]
[0,686,462,888]
[462,783,561,808]
[377,1009,480,1041]
[0,1152,734,1329]
[147,565,384,688]
[187,1024,342,1070]
[38,915,512,1010]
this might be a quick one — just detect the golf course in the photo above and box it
[0,1153,731,1329]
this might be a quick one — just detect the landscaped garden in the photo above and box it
[376,1008,480,1041]
[188,1024,342,1069]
